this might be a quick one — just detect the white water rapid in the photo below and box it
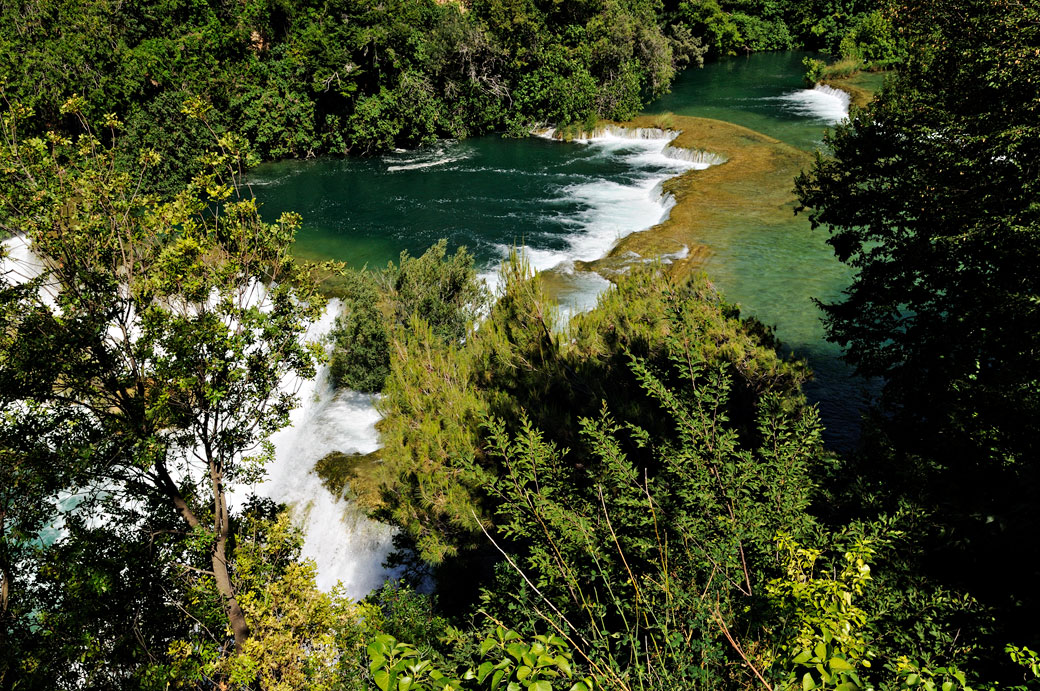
[492,126,721,321]
[777,84,852,125]
[230,300,399,597]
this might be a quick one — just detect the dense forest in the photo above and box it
[2,0,1039,689]
[0,0,898,189]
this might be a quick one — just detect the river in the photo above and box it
[245,51,872,596]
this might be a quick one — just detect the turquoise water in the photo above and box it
[648,51,847,150]
[251,52,869,447]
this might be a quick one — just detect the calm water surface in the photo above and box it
[252,52,870,447]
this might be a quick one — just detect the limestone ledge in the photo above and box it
[541,115,814,282]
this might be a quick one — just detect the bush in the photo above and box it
[328,241,488,393]
[802,56,826,85]
[329,271,392,393]
[730,12,794,52]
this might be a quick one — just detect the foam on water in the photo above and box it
[386,142,473,172]
[1,234,60,310]
[776,84,851,125]
[480,127,718,307]
[232,300,399,597]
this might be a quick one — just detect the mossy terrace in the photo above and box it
[570,115,814,283]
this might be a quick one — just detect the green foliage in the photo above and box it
[466,627,594,691]
[677,0,745,57]
[384,240,489,345]
[149,502,378,690]
[330,270,392,393]
[837,10,900,64]
[795,1,1040,665]
[468,318,823,687]
[767,535,879,690]
[730,12,795,52]
[0,0,884,173]
[368,634,464,691]
[0,106,329,680]
[367,582,450,653]
[512,47,599,131]
[373,261,811,565]
[372,255,824,686]
[791,8,1040,682]
[803,57,827,85]
[327,240,487,393]
[364,626,594,691]
[0,0,719,173]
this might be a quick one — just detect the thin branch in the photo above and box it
[471,508,590,649]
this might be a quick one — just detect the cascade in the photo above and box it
[230,300,399,597]
[778,84,852,124]
[4,235,397,598]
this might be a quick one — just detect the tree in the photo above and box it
[0,99,326,658]
[795,0,1040,470]
[794,0,1040,658]
[327,240,488,393]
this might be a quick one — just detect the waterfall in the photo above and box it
[232,300,399,597]
[4,235,398,598]
[663,145,728,166]
[532,124,676,142]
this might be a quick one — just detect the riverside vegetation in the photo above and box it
[1,0,901,195]
[3,0,1040,690]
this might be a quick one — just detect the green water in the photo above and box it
[648,51,849,150]
[251,52,870,447]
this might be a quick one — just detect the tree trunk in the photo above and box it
[155,457,250,652]
[212,536,250,651]
[209,452,250,652]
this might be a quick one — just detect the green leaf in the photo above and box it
[814,642,828,661]
[793,650,813,665]
[369,638,391,658]
[370,653,387,672]
[835,683,860,691]
[942,683,954,691]
[530,682,553,691]
[492,669,506,691]
[374,670,391,691]
[803,672,817,691]
[517,666,532,681]
[569,684,590,691]
[481,638,496,657]
[478,661,494,683]
[829,657,854,672]
[907,673,920,687]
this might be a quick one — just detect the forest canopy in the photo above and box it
[0,0,897,190]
